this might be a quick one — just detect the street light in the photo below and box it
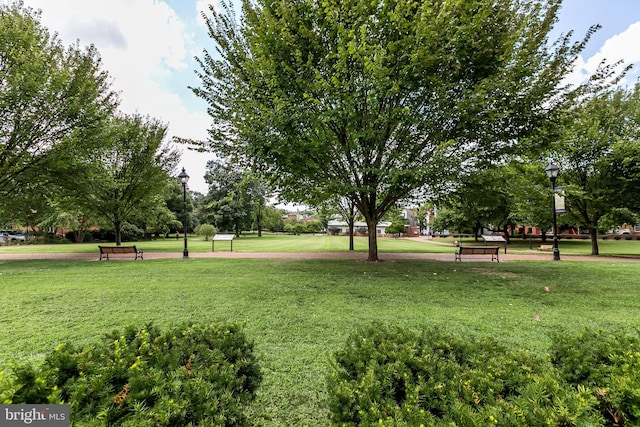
[178,168,189,259]
[544,162,561,261]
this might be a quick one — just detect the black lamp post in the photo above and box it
[544,163,561,261]
[178,168,189,259]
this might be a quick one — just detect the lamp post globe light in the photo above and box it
[544,162,560,261]
[178,167,190,259]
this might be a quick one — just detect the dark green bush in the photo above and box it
[5,322,261,426]
[120,222,145,241]
[328,323,601,426]
[550,328,640,426]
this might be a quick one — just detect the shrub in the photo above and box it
[195,224,217,240]
[120,222,145,241]
[550,328,640,426]
[4,322,261,426]
[328,323,601,426]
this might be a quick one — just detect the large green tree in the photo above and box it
[555,84,640,255]
[63,114,179,245]
[0,0,117,198]
[192,0,611,261]
[201,159,264,236]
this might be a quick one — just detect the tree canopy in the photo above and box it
[62,114,179,245]
[0,0,117,198]
[193,0,607,261]
[553,83,640,254]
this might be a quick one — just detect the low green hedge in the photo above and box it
[550,328,640,426]
[1,322,261,426]
[328,323,640,426]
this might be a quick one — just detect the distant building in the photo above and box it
[327,220,392,236]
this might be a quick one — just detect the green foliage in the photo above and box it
[0,0,117,199]
[60,114,180,245]
[328,323,602,426]
[195,223,218,240]
[555,84,640,255]
[119,222,145,242]
[551,328,640,426]
[4,322,261,426]
[385,220,406,236]
[194,0,602,261]
[260,206,286,232]
[284,219,306,235]
[283,219,323,234]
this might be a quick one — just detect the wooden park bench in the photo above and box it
[212,234,235,252]
[454,246,500,262]
[98,245,143,260]
[538,244,553,251]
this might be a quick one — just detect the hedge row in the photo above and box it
[2,322,639,426]
[1,322,261,426]
[327,323,640,426]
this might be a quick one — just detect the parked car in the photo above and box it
[10,232,26,241]
[0,231,26,241]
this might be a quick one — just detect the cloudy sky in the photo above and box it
[17,0,640,194]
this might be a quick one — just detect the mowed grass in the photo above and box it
[2,232,639,257]
[1,253,640,425]
[0,233,454,254]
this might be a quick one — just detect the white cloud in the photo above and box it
[568,21,640,87]
[23,0,212,193]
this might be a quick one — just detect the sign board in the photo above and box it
[481,235,507,253]
[554,186,565,213]
[212,234,234,252]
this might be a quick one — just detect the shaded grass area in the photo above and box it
[1,258,639,425]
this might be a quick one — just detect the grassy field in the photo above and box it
[1,232,639,256]
[0,251,640,426]
[1,236,640,425]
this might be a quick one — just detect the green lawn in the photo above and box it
[1,250,640,425]
[0,234,457,255]
[2,233,639,256]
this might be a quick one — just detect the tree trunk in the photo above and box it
[115,220,122,246]
[348,219,355,251]
[365,217,379,262]
[502,224,511,244]
[74,229,85,244]
[256,206,263,237]
[590,228,599,255]
[347,202,355,251]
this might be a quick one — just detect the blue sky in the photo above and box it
[17,0,640,194]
